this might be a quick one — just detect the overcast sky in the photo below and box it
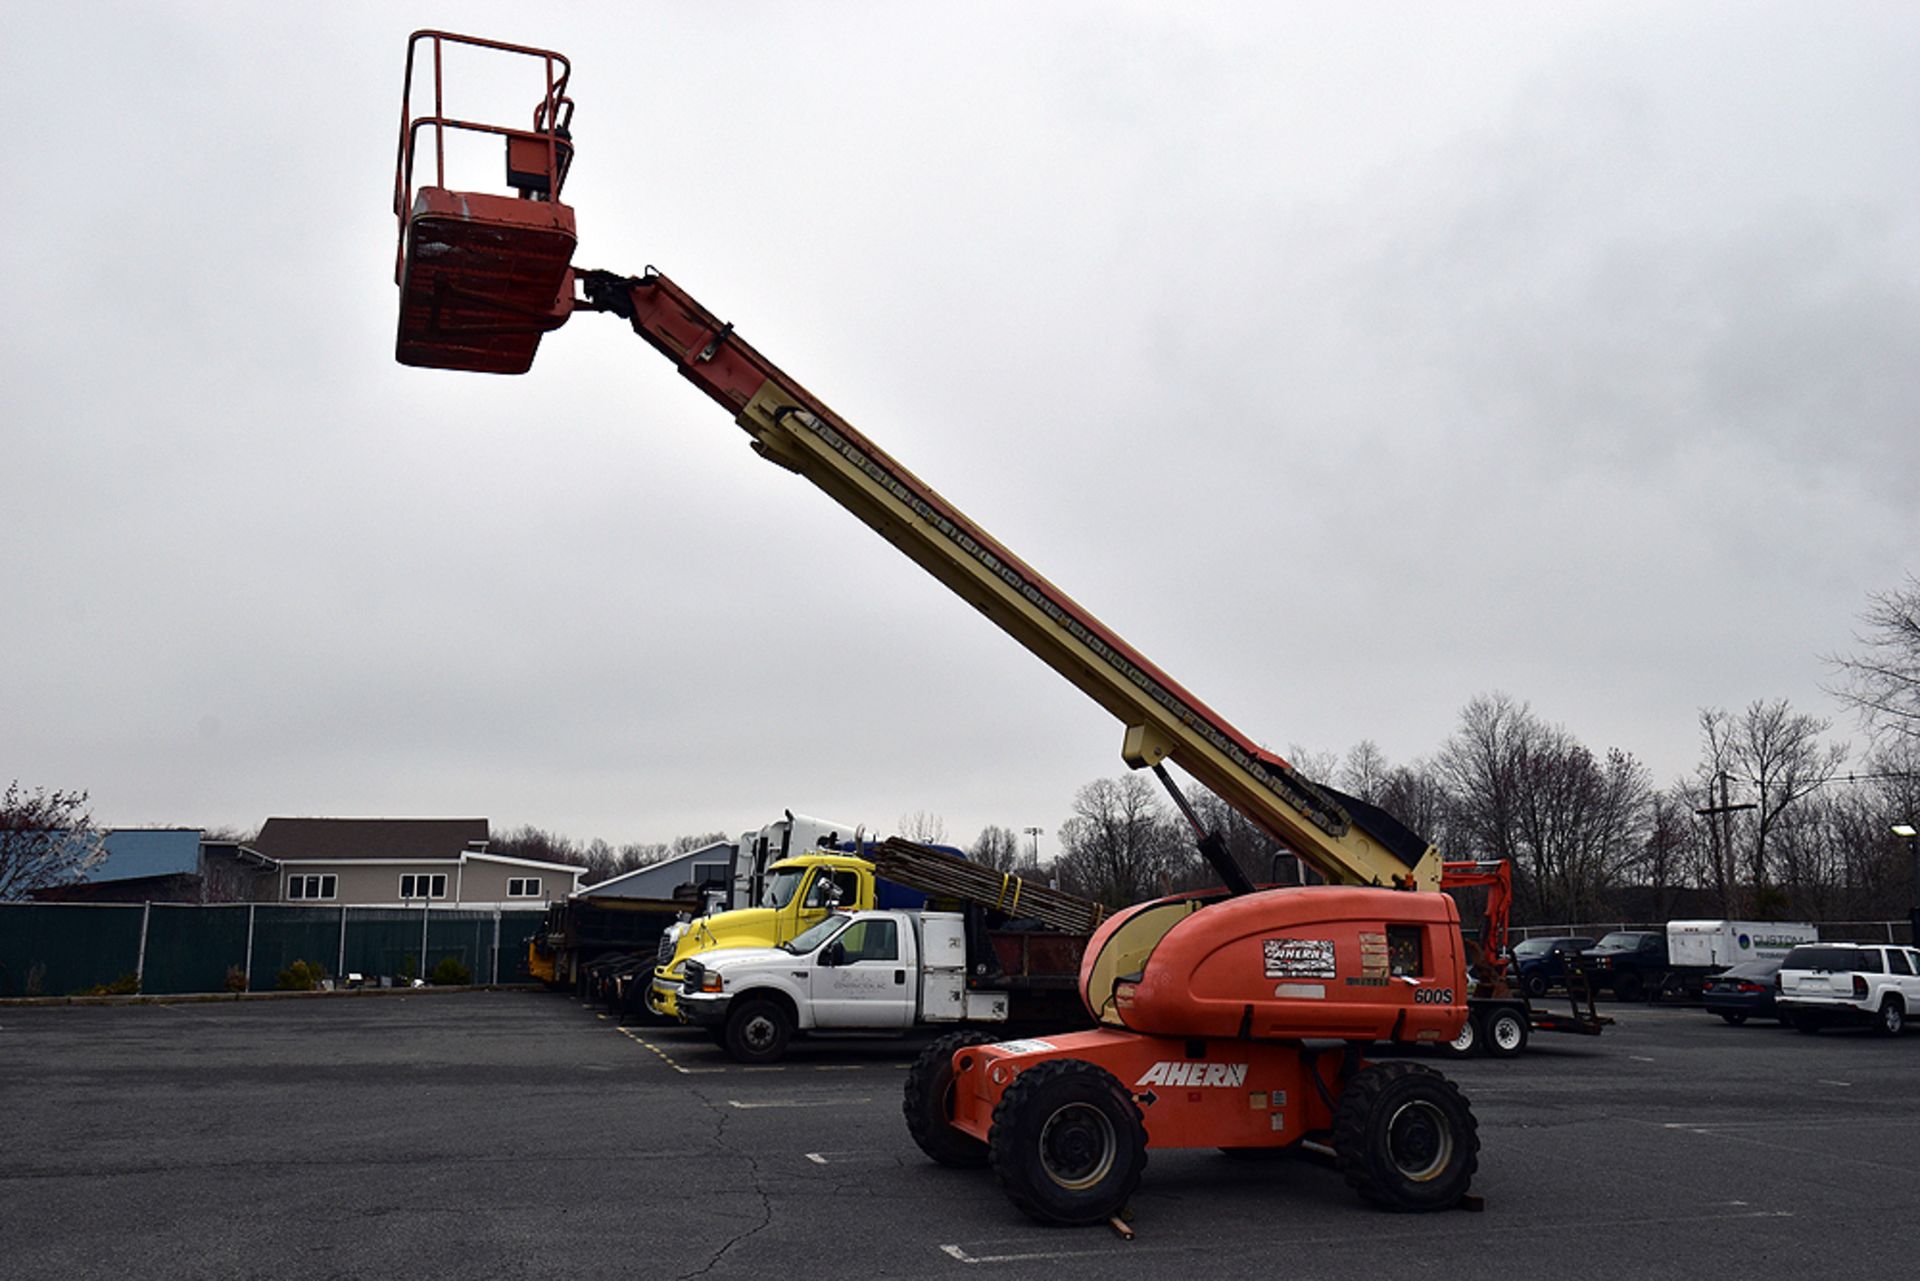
[4,3,1915,861]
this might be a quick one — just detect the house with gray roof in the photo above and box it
[251,817,586,907]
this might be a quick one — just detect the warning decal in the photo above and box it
[1263,938,1336,980]
[1358,932,1390,980]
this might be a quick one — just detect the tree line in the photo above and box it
[6,576,1917,918]
[958,574,1920,924]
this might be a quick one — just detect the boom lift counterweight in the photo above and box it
[390,32,1482,1223]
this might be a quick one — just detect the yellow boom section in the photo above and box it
[582,269,1441,892]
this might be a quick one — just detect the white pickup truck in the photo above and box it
[675,909,1087,1063]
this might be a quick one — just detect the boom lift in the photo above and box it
[391,32,1482,1223]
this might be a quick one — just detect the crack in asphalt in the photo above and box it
[672,1084,776,1281]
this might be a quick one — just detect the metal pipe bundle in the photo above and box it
[872,838,1107,935]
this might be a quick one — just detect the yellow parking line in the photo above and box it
[618,1026,726,1074]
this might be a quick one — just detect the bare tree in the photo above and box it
[490,824,584,867]
[1436,693,1532,872]
[898,810,948,845]
[0,783,105,900]
[969,824,1022,873]
[1339,740,1393,803]
[1735,699,1849,912]
[1054,775,1182,907]
[1827,574,1920,744]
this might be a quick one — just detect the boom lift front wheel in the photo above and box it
[1333,1061,1480,1212]
[988,1059,1148,1226]
[903,1031,998,1168]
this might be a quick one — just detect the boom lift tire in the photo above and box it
[988,1059,1148,1226]
[1332,1061,1479,1212]
[904,1031,999,1168]
[1484,1006,1529,1058]
[723,997,793,1064]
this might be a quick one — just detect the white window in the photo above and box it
[287,874,337,901]
[400,873,448,900]
[507,877,543,898]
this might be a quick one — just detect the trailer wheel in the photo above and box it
[904,1032,997,1168]
[723,998,792,1064]
[1484,1007,1529,1058]
[1440,1012,1479,1058]
[988,1059,1147,1226]
[1333,1062,1478,1212]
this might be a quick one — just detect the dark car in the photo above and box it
[1581,930,1669,1000]
[1700,960,1783,1025]
[1510,935,1595,997]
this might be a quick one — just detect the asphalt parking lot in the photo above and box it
[2,991,1912,1280]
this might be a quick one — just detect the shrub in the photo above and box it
[276,959,326,991]
[431,955,473,986]
[85,972,141,996]
[225,965,249,993]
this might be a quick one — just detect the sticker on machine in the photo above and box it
[1136,1061,1249,1088]
[1264,937,1336,980]
[989,1039,1057,1055]
[1358,931,1390,979]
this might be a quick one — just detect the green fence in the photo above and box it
[0,902,548,997]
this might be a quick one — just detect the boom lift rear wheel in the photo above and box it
[988,1059,1147,1226]
[1333,1061,1479,1211]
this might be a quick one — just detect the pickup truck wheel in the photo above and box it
[1523,973,1548,999]
[1333,1062,1479,1212]
[988,1059,1147,1226]
[1439,1012,1479,1058]
[723,998,792,1064]
[904,1032,996,1168]
[1485,1007,1529,1058]
[1878,998,1905,1037]
[1613,973,1644,1003]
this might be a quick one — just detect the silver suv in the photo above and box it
[1775,942,1920,1036]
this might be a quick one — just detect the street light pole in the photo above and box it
[1024,826,1043,868]
[1894,822,1918,945]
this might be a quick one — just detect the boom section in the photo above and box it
[579,270,1440,892]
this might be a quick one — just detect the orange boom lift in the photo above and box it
[391,32,1482,1224]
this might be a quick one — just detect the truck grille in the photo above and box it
[657,932,676,964]
[681,960,704,995]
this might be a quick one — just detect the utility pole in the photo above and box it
[1694,772,1755,913]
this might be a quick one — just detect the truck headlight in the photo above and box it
[700,971,725,993]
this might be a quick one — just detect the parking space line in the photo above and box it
[618,1026,725,1074]
[727,1097,871,1109]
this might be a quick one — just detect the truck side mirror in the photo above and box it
[820,942,845,967]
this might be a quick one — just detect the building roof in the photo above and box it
[579,840,733,897]
[85,829,204,881]
[252,817,490,863]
